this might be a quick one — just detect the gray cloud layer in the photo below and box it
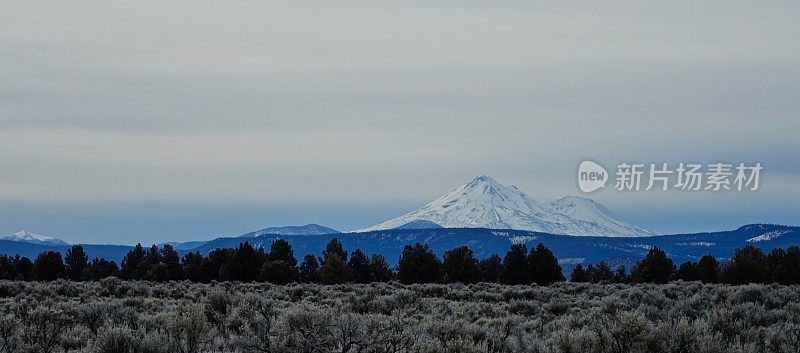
[1,0,798,242]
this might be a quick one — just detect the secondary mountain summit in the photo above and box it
[357,174,656,237]
[0,230,69,246]
[238,224,340,237]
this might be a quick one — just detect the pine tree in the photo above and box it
[161,244,183,281]
[347,249,372,283]
[0,255,11,280]
[234,242,265,283]
[397,243,441,284]
[697,255,720,283]
[318,239,350,284]
[261,260,297,285]
[528,243,564,285]
[724,245,766,284]
[499,244,530,285]
[442,246,480,284]
[675,261,700,281]
[478,254,502,283]
[570,264,588,282]
[322,238,348,263]
[84,258,119,280]
[144,244,164,281]
[587,262,614,283]
[613,265,629,283]
[268,239,297,265]
[319,254,347,284]
[64,245,89,281]
[478,254,503,283]
[261,240,298,284]
[121,244,146,280]
[208,248,235,282]
[631,247,674,284]
[33,251,66,281]
[298,254,320,283]
[13,256,33,281]
[369,254,393,282]
[181,252,208,282]
[775,245,800,285]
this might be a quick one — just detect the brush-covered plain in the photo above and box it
[1,280,800,353]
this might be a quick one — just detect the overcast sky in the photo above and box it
[1,1,798,244]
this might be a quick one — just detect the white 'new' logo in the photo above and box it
[578,161,608,193]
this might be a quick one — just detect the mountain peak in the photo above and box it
[241,224,341,237]
[357,175,656,236]
[469,174,496,183]
[554,195,601,206]
[1,230,69,246]
[464,174,503,189]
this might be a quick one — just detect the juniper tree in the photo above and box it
[268,239,297,265]
[233,242,266,283]
[33,251,66,281]
[320,239,349,284]
[442,246,480,284]
[319,254,347,284]
[613,265,629,283]
[697,255,720,283]
[397,243,442,284]
[181,252,208,282]
[500,244,530,285]
[586,262,614,283]
[724,245,766,284]
[84,258,118,280]
[675,261,700,282]
[14,256,33,280]
[631,247,674,284]
[120,244,146,280]
[528,243,564,285]
[298,254,320,283]
[478,254,503,283]
[774,245,800,285]
[261,239,298,284]
[323,238,348,263]
[347,249,372,283]
[570,264,588,282]
[64,245,89,281]
[161,244,183,281]
[369,254,393,282]
[143,244,163,281]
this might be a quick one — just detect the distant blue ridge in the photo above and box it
[2,224,797,275]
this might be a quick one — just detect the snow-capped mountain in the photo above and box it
[395,220,443,230]
[356,175,657,237]
[0,230,69,246]
[239,224,340,237]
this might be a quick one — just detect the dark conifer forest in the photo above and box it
[4,239,800,286]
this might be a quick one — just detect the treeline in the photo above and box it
[0,246,118,282]
[2,239,800,285]
[571,245,800,285]
[0,240,564,285]
[112,240,564,285]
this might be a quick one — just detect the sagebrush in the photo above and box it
[1,280,800,352]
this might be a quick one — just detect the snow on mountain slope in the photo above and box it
[0,230,69,246]
[240,224,340,237]
[356,175,657,237]
[395,220,443,230]
[747,230,791,242]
